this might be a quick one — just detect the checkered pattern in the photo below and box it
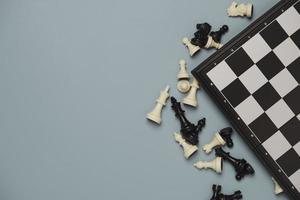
[207,3,300,192]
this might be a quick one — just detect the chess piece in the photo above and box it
[210,184,222,200]
[191,36,209,48]
[204,36,223,49]
[171,96,206,145]
[196,22,212,37]
[210,25,229,43]
[182,37,200,56]
[177,59,190,93]
[146,85,170,124]
[272,178,283,195]
[174,132,198,159]
[203,127,233,153]
[194,157,223,173]
[218,190,243,200]
[228,2,253,18]
[182,77,199,107]
[215,147,255,180]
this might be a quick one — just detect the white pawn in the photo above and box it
[177,59,190,93]
[146,85,170,124]
[182,37,200,57]
[182,77,199,107]
[203,133,226,154]
[272,178,283,195]
[227,2,253,18]
[174,132,198,159]
[205,36,223,49]
[194,157,223,173]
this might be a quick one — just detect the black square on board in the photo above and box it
[291,29,300,49]
[295,1,300,14]
[225,48,254,76]
[221,79,250,107]
[253,82,281,111]
[287,57,300,83]
[284,86,300,115]
[249,113,278,143]
[260,20,288,49]
[256,51,285,80]
[277,148,300,177]
[280,117,300,146]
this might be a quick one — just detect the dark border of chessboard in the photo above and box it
[192,0,300,199]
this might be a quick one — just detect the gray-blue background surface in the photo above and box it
[0,0,290,199]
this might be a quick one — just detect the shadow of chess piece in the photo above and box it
[215,147,254,180]
[170,97,205,145]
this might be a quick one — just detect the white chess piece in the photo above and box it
[177,59,189,79]
[227,2,253,18]
[272,178,283,195]
[182,37,200,56]
[177,80,190,93]
[203,133,226,154]
[182,77,199,107]
[194,157,223,173]
[174,132,198,159]
[146,85,170,124]
[205,36,223,49]
[177,59,190,93]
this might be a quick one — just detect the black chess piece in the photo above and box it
[196,22,212,37]
[219,127,234,148]
[215,147,255,180]
[210,184,222,200]
[218,190,243,200]
[210,25,229,43]
[170,97,206,145]
[191,36,209,48]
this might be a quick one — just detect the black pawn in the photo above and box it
[210,25,229,43]
[215,147,255,180]
[196,22,212,37]
[219,127,234,148]
[210,184,222,200]
[170,97,206,145]
[218,190,243,200]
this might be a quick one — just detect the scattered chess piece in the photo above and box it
[182,37,200,56]
[272,177,283,195]
[182,77,199,107]
[177,59,191,93]
[228,2,253,18]
[203,127,233,153]
[204,36,223,49]
[218,190,243,200]
[215,147,255,180]
[210,184,222,200]
[170,96,206,145]
[194,157,223,173]
[174,132,198,159]
[196,22,212,37]
[146,85,170,124]
[210,25,229,43]
[191,36,209,48]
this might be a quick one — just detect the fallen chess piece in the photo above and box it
[194,156,223,173]
[182,77,199,107]
[174,132,198,159]
[215,147,254,180]
[272,177,283,195]
[196,22,211,38]
[210,25,229,43]
[210,184,242,200]
[203,127,233,153]
[177,59,190,93]
[227,2,253,18]
[205,36,223,49]
[171,96,206,145]
[146,85,170,124]
[182,37,200,56]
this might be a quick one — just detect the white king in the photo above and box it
[194,157,223,173]
[203,132,226,153]
[174,132,198,159]
[146,85,170,124]
[182,77,199,107]
[227,2,253,18]
[182,37,200,57]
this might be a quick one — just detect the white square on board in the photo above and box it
[277,7,300,36]
[235,96,264,125]
[266,99,294,128]
[239,65,268,94]
[294,141,300,156]
[274,38,300,66]
[207,61,237,91]
[262,131,292,160]
[243,34,271,63]
[290,169,300,191]
[270,68,298,97]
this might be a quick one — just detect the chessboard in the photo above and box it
[192,0,300,199]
